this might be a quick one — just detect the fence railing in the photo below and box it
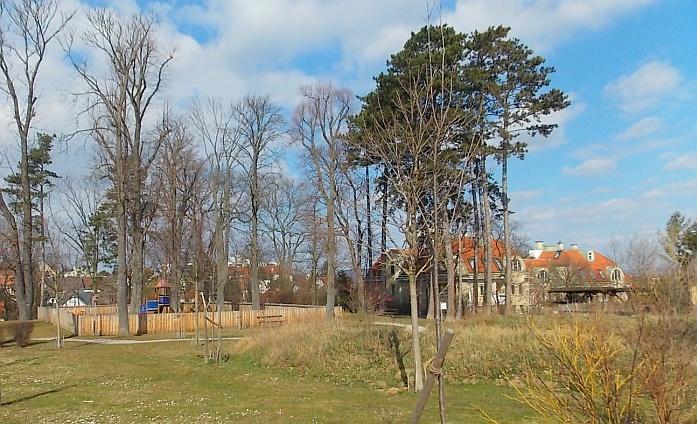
[38,304,342,337]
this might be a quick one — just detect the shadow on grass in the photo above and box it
[0,357,40,368]
[24,339,52,347]
[1,384,77,406]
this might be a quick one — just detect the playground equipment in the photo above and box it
[144,278,172,313]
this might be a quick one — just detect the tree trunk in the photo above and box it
[20,132,34,320]
[250,213,260,310]
[170,264,181,313]
[250,162,261,310]
[381,170,388,254]
[480,157,494,310]
[130,221,145,312]
[325,190,336,322]
[456,234,464,320]
[215,211,228,312]
[443,223,456,321]
[365,166,373,269]
[502,148,512,315]
[408,270,424,392]
[116,191,130,336]
[471,184,481,311]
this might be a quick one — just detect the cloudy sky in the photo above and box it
[1,0,695,251]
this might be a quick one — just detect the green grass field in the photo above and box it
[0,323,533,423]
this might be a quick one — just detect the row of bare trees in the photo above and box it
[0,3,355,335]
[0,2,567,352]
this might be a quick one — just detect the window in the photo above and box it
[511,284,516,295]
[611,269,623,282]
[511,259,523,272]
[469,259,477,272]
[494,258,503,272]
[587,251,595,262]
[537,269,549,284]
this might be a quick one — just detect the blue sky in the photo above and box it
[3,0,695,252]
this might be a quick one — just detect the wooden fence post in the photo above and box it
[409,329,455,424]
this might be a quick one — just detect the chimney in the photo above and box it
[534,240,544,250]
[570,243,578,250]
[557,241,564,251]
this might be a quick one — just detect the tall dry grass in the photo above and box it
[232,314,568,386]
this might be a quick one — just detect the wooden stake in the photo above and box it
[409,328,454,424]
[200,292,209,362]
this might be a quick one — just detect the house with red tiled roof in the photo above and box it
[521,241,626,304]
[366,238,627,314]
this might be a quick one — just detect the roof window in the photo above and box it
[587,251,595,262]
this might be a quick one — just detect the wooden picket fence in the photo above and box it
[65,305,343,336]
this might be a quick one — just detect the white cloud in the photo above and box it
[663,153,697,171]
[0,0,659,177]
[640,177,697,199]
[604,60,682,113]
[562,158,616,176]
[617,116,662,140]
[163,0,658,106]
[516,195,649,246]
[445,0,656,51]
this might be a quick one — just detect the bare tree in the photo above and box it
[236,95,284,310]
[190,98,240,312]
[154,119,203,312]
[333,166,369,310]
[72,10,173,335]
[55,175,114,304]
[262,175,309,283]
[292,83,352,323]
[0,0,73,320]
[303,194,326,305]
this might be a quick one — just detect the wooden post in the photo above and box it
[200,292,209,362]
[54,290,62,348]
[194,278,200,345]
[410,329,454,424]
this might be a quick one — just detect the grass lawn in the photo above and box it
[0,323,534,423]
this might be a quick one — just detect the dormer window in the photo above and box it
[611,269,623,282]
[511,259,523,272]
[587,251,595,262]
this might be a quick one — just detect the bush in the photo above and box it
[499,314,697,424]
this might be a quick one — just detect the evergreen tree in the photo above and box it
[466,26,569,313]
[81,201,117,275]
[664,212,697,268]
[3,133,60,232]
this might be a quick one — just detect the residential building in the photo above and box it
[366,238,627,315]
